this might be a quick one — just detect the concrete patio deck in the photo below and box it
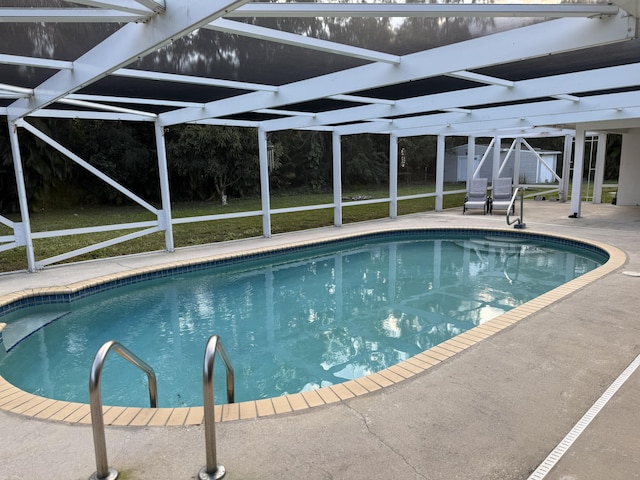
[1,200,639,480]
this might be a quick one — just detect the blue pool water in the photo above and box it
[0,231,606,407]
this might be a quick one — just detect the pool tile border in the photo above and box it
[0,227,626,427]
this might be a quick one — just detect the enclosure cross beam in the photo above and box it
[7,0,251,121]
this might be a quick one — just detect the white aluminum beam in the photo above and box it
[0,9,150,23]
[328,95,396,106]
[7,122,36,272]
[0,54,73,70]
[206,19,401,64]
[7,0,252,121]
[58,98,158,118]
[0,242,18,254]
[592,133,608,203]
[308,61,640,136]
[435,135,445,211]
[36,226,161,269]
[192,118,261,128]
[30,221,158,239]
[113,68,279,92]
[389,134,398,219]
[264,60,640,132]
[0,215,15,230]
[442,108,472,114]
[447,71,515,88]
[133,0,165,14]
[68,93,203,108]
[154,123,174,251]
[201,13,634,131]
[0,84,32,95]
[254,109,316,117]
[466,136,475,190]
[227,3,620,19]
[63,0,156,15]
[377,91,640,138]
[553,94,581,102]
[26,109,156,121]
[570,127,587,217]
[257,128,271,237]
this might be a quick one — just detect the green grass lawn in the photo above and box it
[0,181,615,274]
[0,185,467,273]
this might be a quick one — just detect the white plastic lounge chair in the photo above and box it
[490,177,514,214]
[463,178,489,214]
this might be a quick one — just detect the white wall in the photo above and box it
[617,130,640,206]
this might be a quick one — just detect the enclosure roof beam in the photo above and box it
[226,3,620,19]
[447,71,515,88]
[67,93,203,108]
[339,90,640,137]
[57,98,158,118]
[159,12,635,126]
[24,109,156,121]
[0,8,151,23]
[254,109,316,118]
[132,0,166,14]
[7,0,251,122]
[0,54,74,70]
[328,95,396,106]
[63,0,157,15]
[552,94,581,102]
[112,68,279,92]
[261,61,640,132]
[0,84,33,96]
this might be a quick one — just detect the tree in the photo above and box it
[0,118,72,212]
[341,134,389,188]
[270,130,333,192]
[167,125,260,203]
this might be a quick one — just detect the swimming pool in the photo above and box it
[0,229,608,409]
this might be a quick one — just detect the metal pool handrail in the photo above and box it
[89,340,158,480]
[199,334,235,480]
[506,187,526,229]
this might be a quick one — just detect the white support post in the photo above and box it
[154,123,174,252]
[570,127,586,217]
[514,137,522,186]
[492,136,501,182]
[561,134,573,202]
[466,136,475,188]
[332,131,343,227]
[7,121,36,272]
[258,128,272,237]
[435,134,445,211]
[389,134,398,219]
[592,133,607,204]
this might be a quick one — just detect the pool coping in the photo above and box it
[0,227,627,427]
